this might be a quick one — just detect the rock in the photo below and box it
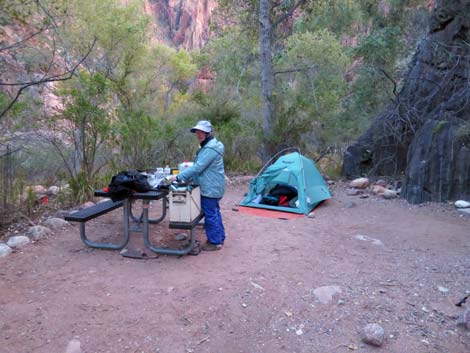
[250,281,265,291]
[47,185,60,195]
[0,243,12,257]
[437,285,449,293]
[349,178,370,189]
[55,210,71,218]
[402,119,470,204]
[65,339,82,353]
[80,201,95,209]
[144,0,217,50]
[33,185,46,193]
[313,285,342,304]
[371,185,386,195]
[175,233,189,241]
[361,323,385,346]
[7,235,30,248]
[120,248,145,259]
[455,200,470,208]
[347,188,363,196]
[458,208,470,216]
[343,2,470,204]
[44,217,69,229]
[354,234,384,246]
[383,189,398,199]
[307,212,315,218]
[27,225,51,240]
[375,179,387,187]
[457,310,470,330]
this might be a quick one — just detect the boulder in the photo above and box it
[43,217,69,229]
[383,189,398,199]
[80,201,95,209]
[371,185,386,195]
[349,178,370,189]
[0,243,12,257]
[33,185,46,194]
[27,225,51,240]
[455,200,470,208]
[7,235,30,248]
[47,185,60,195]
[375,179,387,187]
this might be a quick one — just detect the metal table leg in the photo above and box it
[129,197,167,224]
[143,212,204,256]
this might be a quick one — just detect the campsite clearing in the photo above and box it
[0,179,469,353]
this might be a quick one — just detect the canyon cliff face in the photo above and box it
[342,0,470,204]
[144,0,217,50]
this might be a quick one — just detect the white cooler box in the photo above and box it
[169,186,201,223]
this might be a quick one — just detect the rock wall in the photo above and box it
[343,0,470,203]
[144,0,217,50]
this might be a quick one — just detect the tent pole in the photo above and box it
[256,146,301,177]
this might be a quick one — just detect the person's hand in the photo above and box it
[167,175,177,183]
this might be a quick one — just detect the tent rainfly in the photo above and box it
[240,152,332,214]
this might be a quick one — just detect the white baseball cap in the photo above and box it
[190,120,212,133]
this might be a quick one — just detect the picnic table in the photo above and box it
[65,188,203,256]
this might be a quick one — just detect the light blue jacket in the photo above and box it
[177,137,225,198]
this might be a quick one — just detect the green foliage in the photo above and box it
[355,27,403,67]
[108,41,200,170]
[433,120,448,134]
[274,30,351,149]
[203,28,259,91]
[0,0,435,212]
[53,70,114,201]
[456,122,470,148]
[115,110,162,170]
[62,0,151,77]
[67,171,95,204]
[296,0,364,35]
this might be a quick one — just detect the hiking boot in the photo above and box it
[202,242,223,251]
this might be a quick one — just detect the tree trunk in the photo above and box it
[259,0,275,162]
[343,0,470,203]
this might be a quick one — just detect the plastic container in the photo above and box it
[156,167,164,178]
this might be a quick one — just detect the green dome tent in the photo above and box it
[240,151,332,214]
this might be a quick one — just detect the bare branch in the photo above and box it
[274,65,316,76]
[0,26,49,52]
[0,147,22,158]
[380,69,399,100]
[272,0,306,28]
[0,37,97,120]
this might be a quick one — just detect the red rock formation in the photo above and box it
[144,0,217,50]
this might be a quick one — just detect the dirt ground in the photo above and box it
[1,180,469,353]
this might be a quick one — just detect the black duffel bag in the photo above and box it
[107,170,151,201]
